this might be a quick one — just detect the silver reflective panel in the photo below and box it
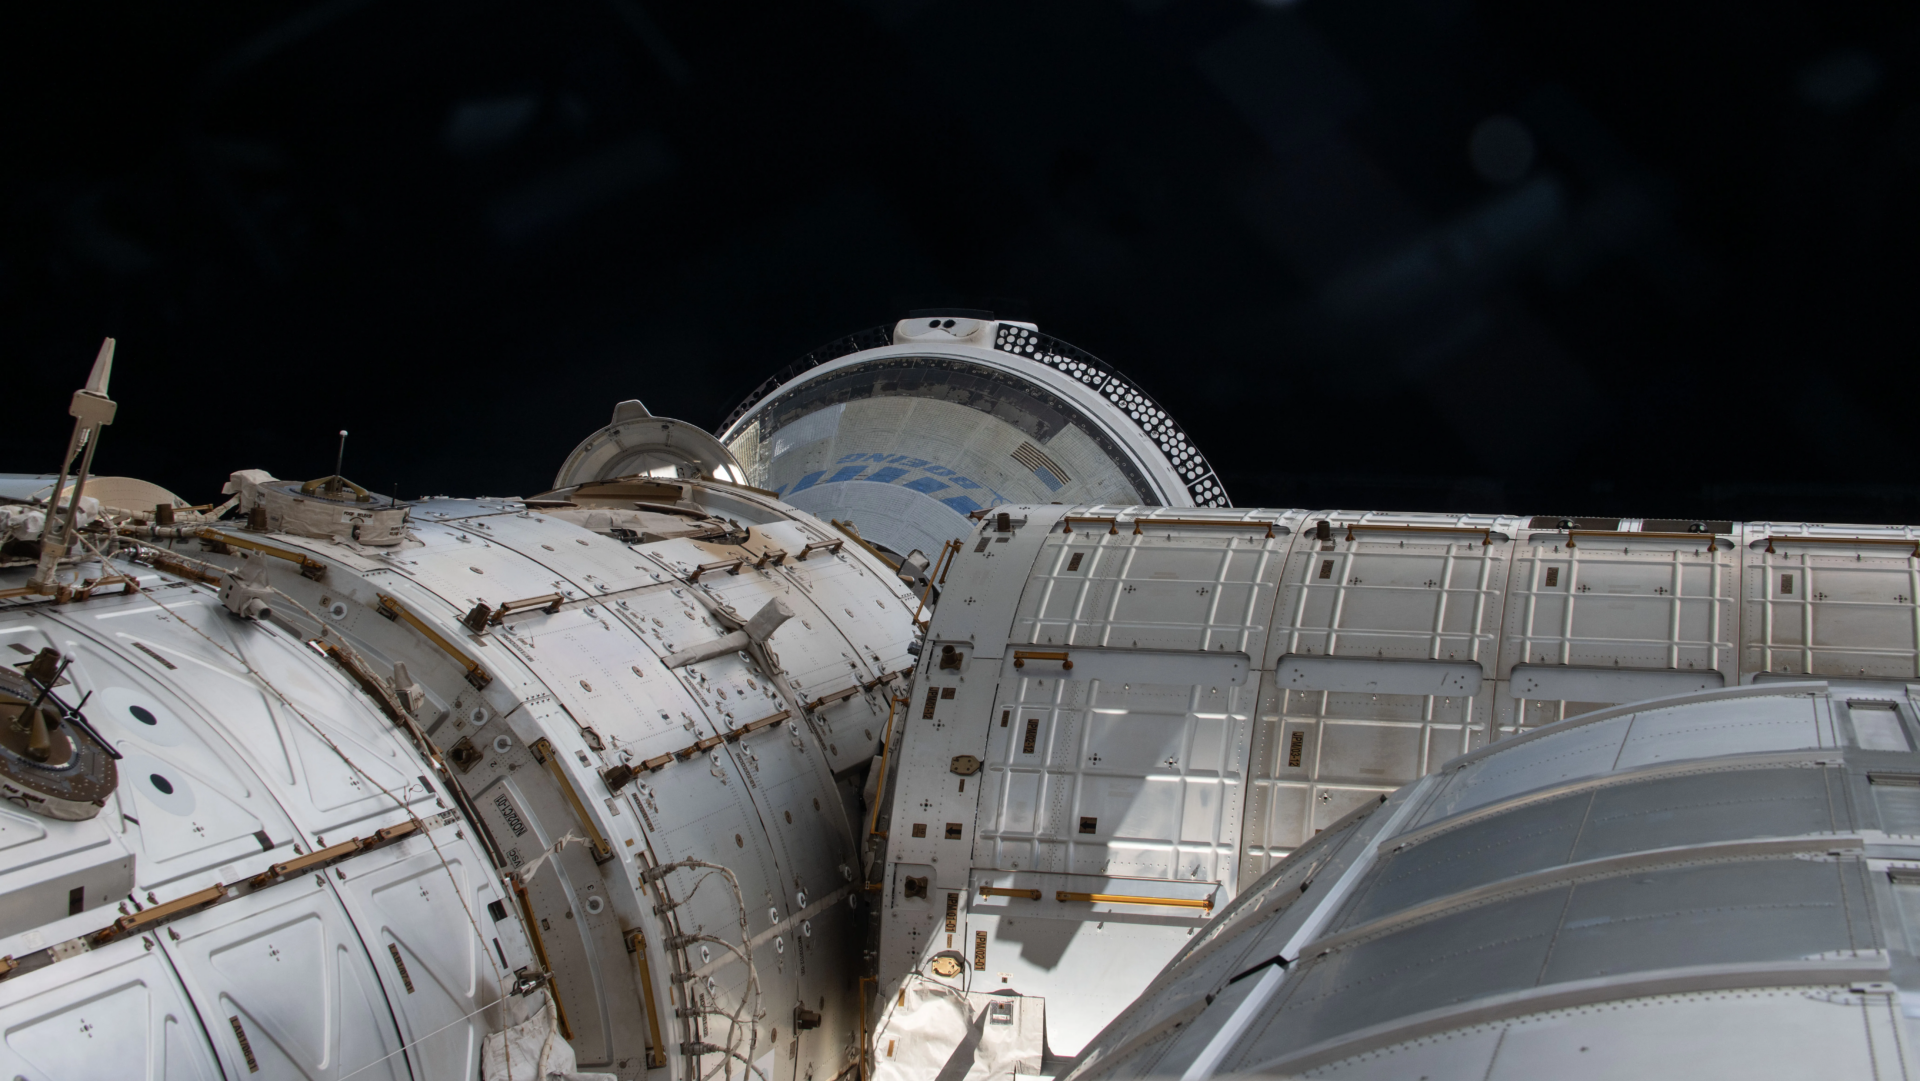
[1066,680,1920,1081]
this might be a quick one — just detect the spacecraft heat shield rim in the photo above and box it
[718,324,1226,509]
[717,324,899,435]
[730,352,1168,509]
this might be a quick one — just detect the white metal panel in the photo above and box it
[743,518,839,571]
[1498,530,1738,736]
[605,578,732,657]
[227,621,441,837]
[71,589,429,840]
[499,601,697,761]
[163,875,408,1081]
[679,562,876,710]
[808,687,896,774]
[1741,525,1920,682]
[1012,515,1291,656]
[675,651,795,734]
[875,661,1005,994]
[883,664,1002,884]
[45,609,296,892]
[880,507,1298,1065]
[464,763,641,1071]
[771,534,920,681]
[965,870,1214,1056]
[0,804,132,940]
[1409,712,1641,829]
[1012,648,1249,687]
[1275,655,1482,696]
[1241,681,1472,877]
[1273,513,1520,668]
[1506,664,1724,703]
[973,670,1252,887]
[1246,514,1518,870]
[705,647,866,1081]
[0,939,223,1081]
[924,506,1072,655]
[332,832,519,1081]
[388,519,579,612]
[623,712,796,1064]
[1845,699,1912,751]
[449,510,665,594]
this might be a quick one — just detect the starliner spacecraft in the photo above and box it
[4,320,1920,1081]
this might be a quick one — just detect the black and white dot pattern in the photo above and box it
[994,325,1229,508]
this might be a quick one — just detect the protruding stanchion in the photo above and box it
[28,338,118,598]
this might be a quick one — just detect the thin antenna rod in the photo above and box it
[330,430,348,494]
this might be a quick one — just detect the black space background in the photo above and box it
[5,2,1917,522]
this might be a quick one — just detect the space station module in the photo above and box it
[5,322,1920,1081]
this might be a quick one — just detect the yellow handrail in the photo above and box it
[1760,535,1920,556]
[531,738,613,862]
[200,528,329,579]
[1063,516,1280,539]
[1055,891,1212,912]
[626,930,668,1069]
[375,593,492,689]
[868,695,907,837]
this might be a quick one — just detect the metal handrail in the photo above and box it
[868,695,908,838]
[1054,891,1213,912]
[1758,535,1920,556]
[1554,529,1721,550]
[1338,523,1500,545]
[375,593,492,689]
[1063,516,1281,538]
[201,528,329,579]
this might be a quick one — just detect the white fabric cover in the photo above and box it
[873,975,1045,1081]
[480,991,617,1081]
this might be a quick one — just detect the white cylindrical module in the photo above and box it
[0,469,923,1081]
[867,504,1920,1070]
[717,317,1228,563]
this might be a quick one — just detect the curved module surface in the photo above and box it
[0,470,922,1081]
[1068,678,1920,1081]
[867,504,1920,1072]
[717,317,1227,563]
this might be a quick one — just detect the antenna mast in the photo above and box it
[327,430,348,495]
[28,338,119,595]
